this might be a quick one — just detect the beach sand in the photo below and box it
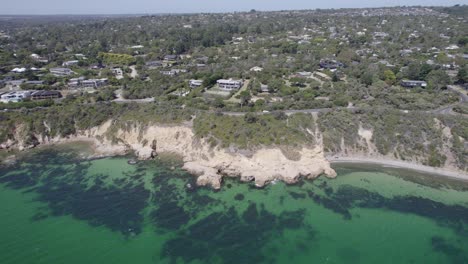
[329,156,468,181]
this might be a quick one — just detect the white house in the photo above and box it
[446,44,460,50]
[62,60,79,67]
[1,91,32,103]
[189,80,203,88]
[217,79,243,90]
[11,67,26,73]
[250,66,263,72]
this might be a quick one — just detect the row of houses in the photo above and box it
[0,90,62,103]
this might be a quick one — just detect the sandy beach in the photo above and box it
[329,156,468,181]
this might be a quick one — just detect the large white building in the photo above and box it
[217,79,243,90]
[0,91,32,103]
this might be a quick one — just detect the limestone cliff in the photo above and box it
[1,120,336,189]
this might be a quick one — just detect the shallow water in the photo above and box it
[0,145,468,264]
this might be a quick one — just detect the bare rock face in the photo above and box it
[0,139,16,150]
[100,122,337,189]
[2,121,337,189]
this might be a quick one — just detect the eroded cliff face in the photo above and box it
[324,120,466,173]
[1,120,336,189]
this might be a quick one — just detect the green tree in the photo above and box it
[407,62,421,80]
[244,112,258,123]
[213,98,225,108]
[237,90,252,108]
[332,73,340,82]
[383,70,396,85]
[457,65,468,83]
[426,70,451,90]
[361,72,374,86]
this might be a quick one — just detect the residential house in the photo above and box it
[30,54,48,63]
[400,80,427,88]
[145,60,163,68]
[189,80,203,88]
[62,60,79,67]
[217,79,243,90]
[160,69,187,76]
[160,70,176,76]
[31,90,62,100]
[195,56,209,64]
[320,59,344,69]
[250,66,263,72]
[23,81,45,89]
[75,54,87,59]
[50,68,74,77]
[445,45,460,51]
[69,77,107,89]
[82,79,108,88]
[6,79,26,89]
[90,63,106,70]
[11,67,26,73]
[0,91,32,103]
[164,55,179,62]
[260,84,269,93]
[68,77,85,88]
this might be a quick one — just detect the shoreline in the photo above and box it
[3,128,468,186]
[328,156,468,182]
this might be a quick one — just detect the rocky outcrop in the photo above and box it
[1,120,336,189]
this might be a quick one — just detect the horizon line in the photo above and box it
[0,4,465,16]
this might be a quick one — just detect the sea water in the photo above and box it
[0,144,467,264]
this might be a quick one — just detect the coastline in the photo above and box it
[2,119,467,187]
[329,156,468,182]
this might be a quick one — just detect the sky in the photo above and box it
[0,0,466,15]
